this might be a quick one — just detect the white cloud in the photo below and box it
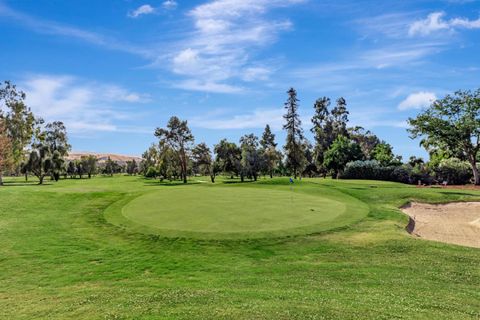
[190,108,284,129]
[409,12,480,36]
[165,0,304,92]
[173,80,243,94]
[162,0,178,10]
[22,75,150,134]
[398,91,437,110]
[128,4,155,18]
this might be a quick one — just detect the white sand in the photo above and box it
[401,202,480,248]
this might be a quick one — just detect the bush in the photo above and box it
[435,158,472,185]
[341,161,436,185]
[341,160,394,181]
[144,166,158,178]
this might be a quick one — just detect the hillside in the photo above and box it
[66,152,142,165]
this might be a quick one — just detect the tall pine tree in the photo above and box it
[283,88,305,179]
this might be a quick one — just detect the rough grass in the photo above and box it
[0,175,479,319]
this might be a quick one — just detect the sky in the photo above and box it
[0,0,479,158]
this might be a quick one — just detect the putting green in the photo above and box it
[105,185,369,239]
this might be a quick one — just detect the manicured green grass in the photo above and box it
[106,183,368,239]
[0,175,479,319]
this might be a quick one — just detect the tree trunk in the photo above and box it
[470,158,480,185]
[38,175,44,185]
[0,173,3,186]
[270,171,273,179]
[210,174,215,183]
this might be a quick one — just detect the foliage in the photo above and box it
[239,134,262,181]
[324,136,363,178]
[214,139,241,178]
[126,159,138,175]
[0,119,12,185]
[435,158,472,185]
[81,155,97,179]
[408,89,480,184]
[283,88,305,178]
[24,142,53,184]
[155,116,194,183]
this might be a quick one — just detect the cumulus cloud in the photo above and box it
[22,75,150,133]
[398,91,437,110]
[409,12,480,36]
[128,4,155,18]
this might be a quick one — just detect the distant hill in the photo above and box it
[66,152,142,165]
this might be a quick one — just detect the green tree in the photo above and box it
[324,136,362,178]
[155,116,194,184]
[371,142,395,166]
[331,97,349,138]
[214,139,241,178]
[25,143,52,185]
[348,126,380,160]
[0,119,12,186]
[192,142,216,182]
[311,97,334,173]
[126,159,138,175]
[104,157,115,176]
[239,134,262,182]
[67,161,76,178]
[50,150,65,182]
[1,83,37,171]
[45,121,71,157]
[283,88,305,179]
[260,125,281,178]
[81,155,97,178]
[140,144,159,175]
[408,89,480,184]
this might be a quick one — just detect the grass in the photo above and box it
[0,175,479,319]
[106,182,368,239]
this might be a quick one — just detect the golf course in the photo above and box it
[1,175,479,319]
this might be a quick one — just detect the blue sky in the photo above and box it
[1,0,479,158]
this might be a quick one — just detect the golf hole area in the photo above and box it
[105,186,369,240]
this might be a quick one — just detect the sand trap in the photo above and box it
[402,202,480,248]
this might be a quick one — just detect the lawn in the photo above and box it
[0,175,479,319]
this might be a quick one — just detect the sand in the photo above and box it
[401,202,480,248]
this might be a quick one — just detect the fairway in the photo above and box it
[106,183,369,239]
[1,176,480,319]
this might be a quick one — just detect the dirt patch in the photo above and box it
[401,202,480,248]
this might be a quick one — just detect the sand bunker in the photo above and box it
[402,202,480,248]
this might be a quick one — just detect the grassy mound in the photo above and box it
[106,184,368,239]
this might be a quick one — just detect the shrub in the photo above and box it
[435,158,472,185]
[341,160,394,181]
[145,166,158,178]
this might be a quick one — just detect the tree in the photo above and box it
[67,161,76,178]
[0,81,37,171]
[25,143,52,184]
[214,139,241,178]
[348,126,380,160]
[331,97,349,138]
[408,89,480,185]
[104,157,115,176]
[76,161,85,179]
[283,88,305,178]
[371,142,395,166]
[311,97,333,171]
[260,125,281,178]
[239,134,262,182]
[155,116,194,183]
[0,119,12,185]
[81,155,97,178]
[192,142,212,175]
[45,121,71,157]
[50,151,65,181]
[126,159,138,175]
[324,136,363,178]
[140,144,159,175]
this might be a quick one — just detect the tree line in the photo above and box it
[141,87,480,185]
[0,81,138,185]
